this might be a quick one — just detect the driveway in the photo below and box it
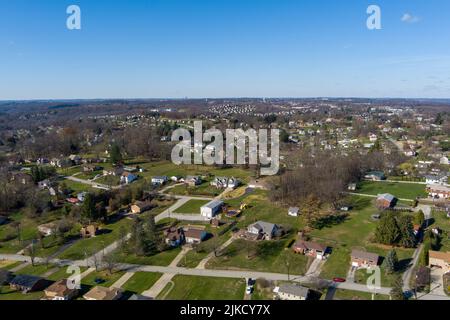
[305,258,326,277]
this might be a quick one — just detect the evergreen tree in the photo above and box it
[82,193,97,221]
[419,242,430,267]
[390,276,405,300]
[375,212,400,245]
[110,143,123,165]
[397,215,416,248]
[414,210,425,227]
[385,249,398,274]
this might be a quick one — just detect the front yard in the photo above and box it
[158,275,246,300]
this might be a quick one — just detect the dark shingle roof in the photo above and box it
[10,275,44,288]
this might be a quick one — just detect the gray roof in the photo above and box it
[278,284,309,298]
[351,249,379,262]
[288,207,299,213]
[202,199,224,209]
[377,193,396,202]
[251,221,276,234]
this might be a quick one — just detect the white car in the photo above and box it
[246,286,253,295]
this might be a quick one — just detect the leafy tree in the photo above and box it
[302,194,321,229]
[374,212,400,245]
[385,249,399,274]
[390,276,405,300]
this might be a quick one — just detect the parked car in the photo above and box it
[333,277,346,283]
[246,286,253,295]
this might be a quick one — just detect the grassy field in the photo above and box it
[333,288,390,300]
[58,217,132,260]
[357,181,427,200]
[0,286,44,300]
[158,275,246,300]
[173,199,211,214]
[207,238,309,275]
[114,247,182,266]
[354,246,414,287]
[138,161,254,182]
[0,209,68,255]
[169,181,222,197]
[430,210,450,252]
[81,270,125,288]
[122,272,162,294]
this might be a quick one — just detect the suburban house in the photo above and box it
[83,286,122,301]
[425,174,448,186]
[129,294,153,300]
[376,193,397,209]
[364,171,386,181]
[185,175,202,186]
[9,275,50,293]
[80,225,99,238]
[200,200,224,219]
[38,222,57,237]
[130,201,154,214]
[429,251,450,273]
[288,207,300,217]
[164,227,185,247]
[184,227,208,244]
[10,172,33,185]
[351,249,380,268]
[151,176,168,186]
[103,167,124,176]
[170,175,183,182]
[348,183,357,191]
[120,171,137,185]
[247,221,278,240]
[273,284,310,300]
[211,177,240,189]
[83,165,102,172]
[44,279,79,300]
[77,192,88,202]
[427,184,450,199]
[293,240,328,260]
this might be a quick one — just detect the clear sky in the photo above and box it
[1,0,450,100]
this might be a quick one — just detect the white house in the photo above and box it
[200,200,224,219]
[425,174,448,186]
[288,207,299,217]
[440,156,449,165]
[273,284,309,300]
[151,176,168,185]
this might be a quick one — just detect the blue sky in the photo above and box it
[1,0,450,99]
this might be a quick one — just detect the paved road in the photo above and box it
[65,176,113,190]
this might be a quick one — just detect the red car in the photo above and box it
[333,278,346,283]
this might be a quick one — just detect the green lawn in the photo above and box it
[122,272,163,294]
[81,270,125,288]
[430,210,450,252]
[320,246,351,279]
[47,266,88,281]
[139,161,253,183]
[58,218,132,260]
[114,247,182,266]
[173,199,211,214]
[169,181,222,197]
[355,246,415,287]
[15,263,58,276]
[333,288,390,300]
[207,238,309,275]
[158,275,246,300]
[0,286,44,300]
[357,181,427,200]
